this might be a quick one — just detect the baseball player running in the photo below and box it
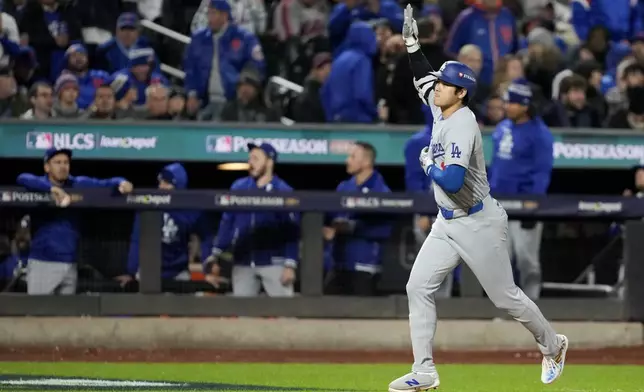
[388,6,568,391]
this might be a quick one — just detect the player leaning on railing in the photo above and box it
[387,5,569,392]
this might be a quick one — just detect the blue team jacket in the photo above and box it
[324,171,393,273]
[95,37,160,74]
[111,69,169,105]
[445,6,517,86]
[16,174,126,263]
[328,0,403,54]
[571,0,644,42]
[127,163,212,279]
[211,176,299,268]
[73,69,110,110]
[321,22,378,123]
[489,117,554,195]
[183,25,266,103]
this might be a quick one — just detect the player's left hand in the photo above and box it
[402,4,419,47]
[419,146,434,175]
[281,266,296,286]
[118,181,134,194]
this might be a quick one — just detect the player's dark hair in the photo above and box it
[28,82,52,98]
[456,87,470,105]
[354,141,377,163]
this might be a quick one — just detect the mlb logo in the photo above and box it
[458,72,464,78]
[26,132,53,150]
[206,135,232,153]
[2,192,11,202]
[218,195,231,206]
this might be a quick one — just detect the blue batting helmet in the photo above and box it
[431,61,477,99]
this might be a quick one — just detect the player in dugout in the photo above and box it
[16,147,133,295]
[204,143,299,297]
[323,141,393,296]
[119,163,214,287]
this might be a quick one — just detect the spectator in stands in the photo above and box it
[327,0,403,55]
[75,1,138,51]
[168,87,190,120]
[18,0,82,81]
[523,27,563,99]
[183,0,265,121]
[321,22,377,123]
[607,86,644,129]
[273,0,329,84]
[376,34,404,123]
[61,44,110,110]
[83,83,118,119]
[13,46,38,88]
[16,147,133,295]
[573,60,607,119]
[455,44,488,114]
[292,52,330,123]
[543,74,602,128]
[107,72,138,119]
[191,0,267,35]
[114,48,168,107]
[120,163,213,287]
[481,94,505,126]
[445,0,517,88]
[489,78,554,300]
[388,15,449,125]
[606,63,644,118]
[52,73,83,118]
[492,54,525,96]
[571,0,644,43]
[323,141,392,296]
[95,12,157,74]
[205,143,299,297]
[220,68,280,122]
[20,81,53,119]
[0,66,28,118]
[143,84,173,120]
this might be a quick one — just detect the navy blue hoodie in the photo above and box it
[211,175,299,269]
[321,22,378,123]
[16,173,127,263]
[127,163,213,279]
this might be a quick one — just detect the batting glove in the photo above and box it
[402,4,420,51]
[419,146,434,175]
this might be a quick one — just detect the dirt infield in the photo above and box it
[2,346,644,365]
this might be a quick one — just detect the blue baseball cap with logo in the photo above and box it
[44,147,72,163]
[247,142,278,161]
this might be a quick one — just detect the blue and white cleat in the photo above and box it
[388,371,440,391]
[541,334,569,384]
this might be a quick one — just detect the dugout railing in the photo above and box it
[0,188,642,322]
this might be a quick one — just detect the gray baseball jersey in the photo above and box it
[405,69,562,376]
[414,74,489,210]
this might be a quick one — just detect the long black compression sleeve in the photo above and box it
[407,46,435,81]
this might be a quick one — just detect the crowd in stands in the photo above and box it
[2,0,644,128]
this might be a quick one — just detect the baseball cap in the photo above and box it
[44,148,72,163]
[504,78,532,106]
[247,142,278,161]
[117,12,139,29]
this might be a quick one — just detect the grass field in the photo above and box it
[0,362,643,392]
